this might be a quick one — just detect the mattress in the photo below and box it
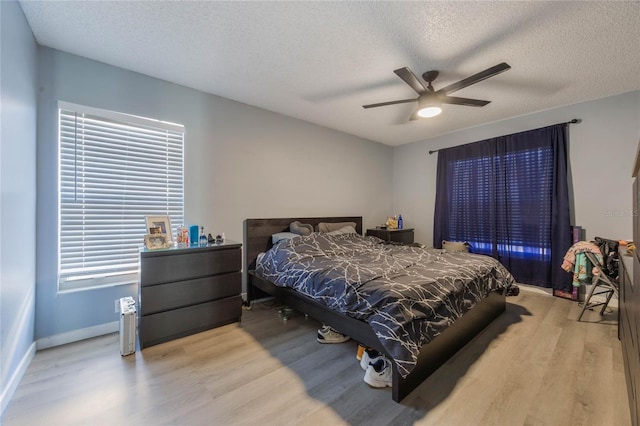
[256,232,515,377]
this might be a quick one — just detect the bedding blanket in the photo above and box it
[255,233,515,378]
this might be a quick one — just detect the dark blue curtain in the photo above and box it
[433,124,572,289]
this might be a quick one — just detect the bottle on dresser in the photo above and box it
[398,215,403,230]
[199,226,208,246]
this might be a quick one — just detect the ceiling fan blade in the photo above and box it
[439,95,491,107]
[362,98,417,109]
[394,67,428,95]
[437,62,511,96]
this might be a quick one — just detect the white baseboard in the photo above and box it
[2,322,119,415]
[517,282,618,308]
[36,321,118,350]
[1,342,36,416]
[518,283,553,296]
[250,296,275,304]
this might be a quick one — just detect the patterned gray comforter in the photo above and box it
[255,232,515,377]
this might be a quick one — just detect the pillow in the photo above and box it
[289,221,313,236]
[272,232,301,244]
[442,240,471,252]
[317,221,357,233]
[326,225,358,235]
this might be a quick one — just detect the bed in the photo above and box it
[243,216,512,402]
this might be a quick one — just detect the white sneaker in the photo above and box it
[364,357,392,388]
[317,326,349,344]
[359,348,382,370]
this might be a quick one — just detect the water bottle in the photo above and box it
[199,226,208,246]
[398,215,403,230]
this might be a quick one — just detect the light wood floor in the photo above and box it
[2,289,631,426]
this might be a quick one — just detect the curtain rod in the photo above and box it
[427,118,581,155]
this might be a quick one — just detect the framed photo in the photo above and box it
[145,216,173,242]
[144,233,171,250]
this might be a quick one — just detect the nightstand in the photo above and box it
[366,228,415,244]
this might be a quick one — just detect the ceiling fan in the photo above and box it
[363,62,511,120]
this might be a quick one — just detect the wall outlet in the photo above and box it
[115,299,120,314]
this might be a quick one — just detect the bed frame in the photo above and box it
[243,216,506,402]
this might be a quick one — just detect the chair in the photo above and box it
[577,251,619,321]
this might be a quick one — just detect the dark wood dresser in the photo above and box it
[366,228,415,244]
[624,141,640,426]
[138,241,242,349]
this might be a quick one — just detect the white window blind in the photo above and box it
[58,102,184,290]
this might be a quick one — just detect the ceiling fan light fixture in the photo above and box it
[417,95,442,118]
[363,63,510,122]
[417,105,442,118]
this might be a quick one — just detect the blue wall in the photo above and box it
[393,90,640,247]
[0,0,38,413]
[34,47,392,342]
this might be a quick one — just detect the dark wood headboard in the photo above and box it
[243,216,363,302]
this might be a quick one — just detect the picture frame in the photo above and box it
[144,233,171,250]
[145,215,173,242]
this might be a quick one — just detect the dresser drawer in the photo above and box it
[139,296,242,348]
[141,246,241,286]
[391,231,414,244]
[366,228,415,244]
[140,272,241,315]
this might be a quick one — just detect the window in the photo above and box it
[58,102,184,290]
[448,147,553,260]
[433,123,571,288]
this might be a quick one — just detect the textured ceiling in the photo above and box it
[19,1,640,146]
